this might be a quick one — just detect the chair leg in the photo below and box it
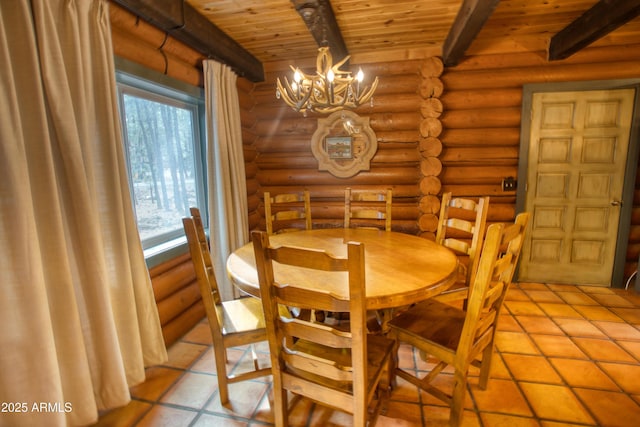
[449,370,468,427]
[272,377,288,427]
[212,349,230,405]
[478,343,495,389]
[250,344,261,371]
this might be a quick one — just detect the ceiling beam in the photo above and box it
[291,0,349,62]
[548,0,640,61]
[111,0,264,82]
[442,0,501,67]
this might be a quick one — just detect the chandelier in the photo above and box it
[276,47,378,114]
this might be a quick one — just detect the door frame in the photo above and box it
[515,79,640,288]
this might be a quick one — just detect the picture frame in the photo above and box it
[325,136,352,159]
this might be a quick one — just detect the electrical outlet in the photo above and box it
[502,177,517,191]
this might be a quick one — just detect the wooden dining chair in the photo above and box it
[434,192,489,302]
[344,187,392,231]
[387,212,530,427]
[183,208,273,406]
[252,230,394,427]
[264,190,312,234]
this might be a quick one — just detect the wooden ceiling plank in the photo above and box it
[291,0,349,61]
[548,0,640,60]
[112,0,264,82]
[442,0,501,67]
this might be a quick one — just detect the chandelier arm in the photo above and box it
[278,76,313,112]
[275,47,378,113]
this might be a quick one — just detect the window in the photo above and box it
[115,60,206,252]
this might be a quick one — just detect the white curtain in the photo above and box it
[203,60,249,301]
[0,1,167,426]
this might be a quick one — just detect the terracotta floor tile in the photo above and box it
[530,335,588,359]
[505,301,547,316]
[306,403,353,426]
[549,358,619,390]
[498,313,525,332]
[519,383,594,424]
[164,341,208,369]
[390,375,422,403]
[579,286,615,294]
[539,422,595,427]
[538,303,584,319]
[421,404,472,427]
[190,347,216,374]
[135,404,198,427]
[160,371,216,409]
[573,338,637,363]
[555,291,599,306]
[572,305,623,322]
[519,283,551,291]
[554,318,607,338]
[525,290,565,304]
[205,379,270,418]
[397,342,418,369]
[573,388,640,426]
[617,340,640,360]
[488,352,511,380]
[546,284,582,293]
[610,307,640,324]
[192,413,249,426]
[381,401,424,426]
[589,293,636,308]
[92,399,152,426]
[480,412,541,427]
[495,331,540,355]
[516,315,564,335]
[470,378,532,417]
[593,321,640,340]
[130,366,184,401]
[181,321,214,345]
[599,362,640,394]
[506,288,533,302]
[502,354,562,384]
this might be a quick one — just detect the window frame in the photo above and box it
[114,57,208,267]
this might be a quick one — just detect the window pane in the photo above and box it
[120,92,198,247]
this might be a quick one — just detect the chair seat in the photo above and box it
[221,297,291,335]
[220,297,266,334]
[388,299,466,352]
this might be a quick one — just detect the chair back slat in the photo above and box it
[265,190,312,234]
[435,193,489,298]
[345,187,392,231]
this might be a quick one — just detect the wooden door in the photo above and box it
[519,89,635,285]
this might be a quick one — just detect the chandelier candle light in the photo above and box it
[276,47,378,114]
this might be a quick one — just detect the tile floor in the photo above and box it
[93,282,640,426]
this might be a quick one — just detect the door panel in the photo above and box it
[519,89,635,285]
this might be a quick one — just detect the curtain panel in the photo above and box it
[0,1,167,425]
[203,60,249,301]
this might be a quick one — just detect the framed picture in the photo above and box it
[325,136,352,159]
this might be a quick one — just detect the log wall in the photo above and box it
[148,254,203,347]
[252,60,424,234]
[440,43,640,281]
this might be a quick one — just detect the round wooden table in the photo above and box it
[227,228,459,312]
